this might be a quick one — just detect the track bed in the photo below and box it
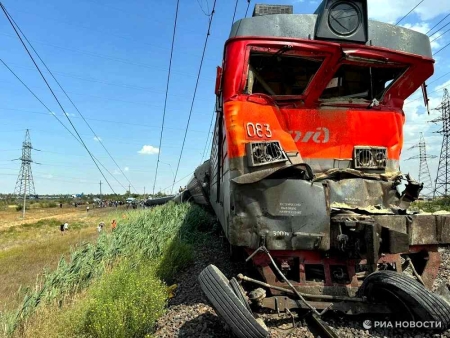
[153,231,450,338]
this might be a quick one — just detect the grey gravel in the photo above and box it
[154,236,450,338]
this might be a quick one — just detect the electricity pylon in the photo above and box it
[431,89,450,198]
[13,129,39,217]
[406,133,436,198]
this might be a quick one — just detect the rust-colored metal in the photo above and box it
[261,296,391,315]
[248,247,433,297]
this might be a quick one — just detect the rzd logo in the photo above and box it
[289,127,329,143]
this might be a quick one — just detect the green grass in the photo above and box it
[411,197,450,213]
[19,219,61,229]
[81,260,167,338]
[1,202,214,338]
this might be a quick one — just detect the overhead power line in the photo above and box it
[3,7,138,194]
[404,86,446,106]
[429,20,450,38]
[0,2,118,195]
[429,71,450,85]
[153,0,180,195]
[231,0,239,24]
[0,106,208,133]
[426,13,450,35]
[197,0,211,16]
[430,26,450,43]
[171,0,218,193]
[0,58,128,192]
[200,108,216,163]
[244,0,251,18]
[433,41,450,56]
[0,31,206,78]
[395,0,425,25]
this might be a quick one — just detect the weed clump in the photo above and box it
[81,261,167,338]
[2,202,214,337]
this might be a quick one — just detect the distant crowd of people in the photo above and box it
[97,219,117,233]
[59,219,117,235]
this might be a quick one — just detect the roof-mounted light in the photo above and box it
[314,0,368,44]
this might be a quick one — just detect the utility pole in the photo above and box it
[14,129,39,218]
[406,133,436,198]
[431,89,450,198]
[128,184,131,195]
[99,180,102,197]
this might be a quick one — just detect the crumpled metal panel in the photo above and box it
[436,214,450,243]
[328,179,397,212]
[230,178,330,251]
[408,215,439,245]
[186,160,210,206]
[373,215,407,234]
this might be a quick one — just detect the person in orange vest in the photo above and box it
[111,219,117,231]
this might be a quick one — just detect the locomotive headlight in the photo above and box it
[246,141,288,167]
[357,149,373,167]
[354,146,387,169]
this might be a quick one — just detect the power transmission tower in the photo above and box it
[406,132,436,198]
[431,89,450,198]
[13,129,39,218]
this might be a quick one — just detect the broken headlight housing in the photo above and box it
[246,141,288,167]
[353,146,387,169]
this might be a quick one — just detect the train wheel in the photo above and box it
[358,270,450,330]
[198,264,269,338]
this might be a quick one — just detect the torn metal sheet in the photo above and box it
[327,178,398,211]
[232,163,313,184]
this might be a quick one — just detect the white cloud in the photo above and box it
[124,167,129,172]
[64,112,76,117]
[138,145,159,155]
[368,0,450,23]
[401,82,447,186]
[435,79,450,92]
[93,136,102,142]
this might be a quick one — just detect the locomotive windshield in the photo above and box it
[244,48,408,103]
[320,64,408,101]
[245,51,323,96]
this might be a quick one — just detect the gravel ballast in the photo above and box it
[153,235,450,338]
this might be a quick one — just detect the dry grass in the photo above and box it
[1,203,214,338]
[0,206,124,313]
[0,204,114,230]
[0,229,98,312]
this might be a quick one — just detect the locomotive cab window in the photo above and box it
[245,51,323,96]
[320,64,407,101]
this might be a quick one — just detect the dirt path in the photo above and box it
[0,207,118,230]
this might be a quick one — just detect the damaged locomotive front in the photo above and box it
[190,1,450,336]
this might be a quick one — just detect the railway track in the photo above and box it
[154,232,450,338]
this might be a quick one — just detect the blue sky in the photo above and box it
[0,0,449,196]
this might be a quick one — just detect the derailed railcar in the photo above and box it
[189,1,450,336]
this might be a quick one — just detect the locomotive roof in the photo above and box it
[229,14,432,58]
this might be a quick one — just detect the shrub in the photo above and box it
[81,260,167,338]
[15,205,23,212]
[156,238,193,284]
[3,203,214,337]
